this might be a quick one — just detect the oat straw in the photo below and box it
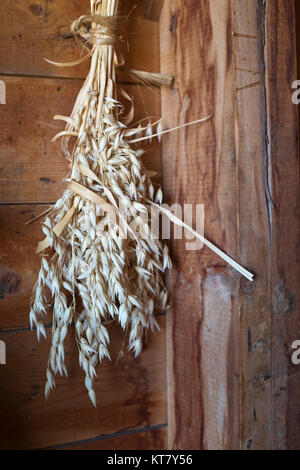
[30,0,172,407]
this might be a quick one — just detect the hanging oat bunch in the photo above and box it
[30,0,173,406]
[30,0,254,407]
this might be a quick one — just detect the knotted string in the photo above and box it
[45,13,174,87]
[71,14,118,46]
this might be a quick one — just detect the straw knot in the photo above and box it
[71,14,118,46]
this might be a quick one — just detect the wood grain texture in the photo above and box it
[0,0,90,79]
[0,317,166,450]
[0,205,41,329]
[52,426,167,450]
[0,76,161,204]
[0,0,160,79]
[232,0,272,450]
[160,0,240,450]
[0,76,80,203]
[141,0,164,22]
[266,0,300,450]
[160,0,300,450]
[118,0,160,74]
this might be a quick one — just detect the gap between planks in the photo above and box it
[0,71,157,87]
[0,312,166,335]
[41,422,168,450]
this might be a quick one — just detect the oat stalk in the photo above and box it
[30,0,171,407]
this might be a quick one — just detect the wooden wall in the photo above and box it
[0,0,167,450]
[160,0,300,450]
[1,0,299,451]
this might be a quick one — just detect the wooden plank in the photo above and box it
[160,0,240,450]
[160,0,299,450]
[0,76,80,204]
[0,76,161,204]
[118,1,160,74]
[0,205,41,329]
[0,317,166,450]
[141,0,164,22]
[0,0,160,79]
[0,0,90,79]
[232,0,273,450]
[52,426,167,450]
[297,0,300,154]
[266,0,300,450]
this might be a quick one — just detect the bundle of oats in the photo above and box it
[30,0,173,406]
[30,0,253,406]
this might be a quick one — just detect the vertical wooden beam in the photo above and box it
[232,0,272,450]
[160,0,300,449]
[160,0,240,450]
[266,0,300,450]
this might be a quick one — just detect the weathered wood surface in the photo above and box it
[266,0,300,450]
[52,426,167,450]
[0,0,160,79]
[0,205,41,329]
[141,0,164,22]
[233,0,273,450]
[0,317,166,450]
[160,0,240,450]
[0,76,161,203]
[0,76,80,203]
[160,0,299,450]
